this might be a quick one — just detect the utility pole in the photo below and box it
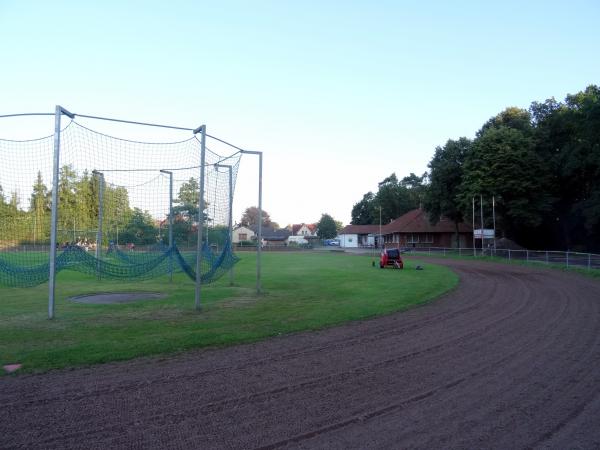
[480,194,484,253]
[492,196,496,253]
[472,197,475,256]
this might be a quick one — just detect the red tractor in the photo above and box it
[380,248,404,269]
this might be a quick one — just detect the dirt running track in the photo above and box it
[2,259,600,449]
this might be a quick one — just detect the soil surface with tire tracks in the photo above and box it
[2,258,600,449]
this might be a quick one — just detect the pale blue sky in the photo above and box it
[1,0,599,226]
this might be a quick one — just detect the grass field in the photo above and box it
[0,251,458,375]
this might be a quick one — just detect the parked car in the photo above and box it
[324,239,340,246]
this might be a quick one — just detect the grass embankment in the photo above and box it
[0,252,457,374]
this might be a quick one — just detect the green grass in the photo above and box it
[408,250,600,279]
[0,252,457,375]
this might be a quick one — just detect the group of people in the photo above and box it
[61,238,97,252]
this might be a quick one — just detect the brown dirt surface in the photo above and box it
[2,259,600,449]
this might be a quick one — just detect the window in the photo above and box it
[406,233,434,244]
[239,233,247,241]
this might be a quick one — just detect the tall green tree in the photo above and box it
[424,138,471,247]
[531,85,600,250]
[316,213,338,239]
[29,171,51,242]
[351,192,376,225]
[460,126,553,242]
[375,173,422,223]
[120,208,158,245]
[57,164,78,233]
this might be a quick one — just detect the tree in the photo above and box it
[57,164,78,233]
[460,126,553,242]
[424,138,471,247]
[29,171,51,242]
[477,107,532,138]
[375,173,419,223]
[240,206,274,228]
[531,85,600,250]
[351,192,376,225]
[174,177,200,220]
[171,177,208,246]
[316,213,338,239]
[120,208,158,245]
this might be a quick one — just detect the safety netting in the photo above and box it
[0,116,241,287]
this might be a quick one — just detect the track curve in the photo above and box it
[1,259,600,449]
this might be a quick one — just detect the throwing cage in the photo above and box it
[0,106,263,318]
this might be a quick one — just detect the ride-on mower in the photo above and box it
[380,248,404,269]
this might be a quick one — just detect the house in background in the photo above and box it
[290,223,317,237]
[337,209,472,249]
[232,225,255,244]
[258,226,291,246]
[336,224,381,248]
[288,223,319,246]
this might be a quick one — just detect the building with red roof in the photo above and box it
[338,209,472,248]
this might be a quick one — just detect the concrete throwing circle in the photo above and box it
[69,292,167,304]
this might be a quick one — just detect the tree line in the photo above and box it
[351,85,600,252]
[0,167,227,248]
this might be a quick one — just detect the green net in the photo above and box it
[0,115,242,287]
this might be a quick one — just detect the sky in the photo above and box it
[1,0,599,227]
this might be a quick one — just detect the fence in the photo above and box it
[401,247,600,271]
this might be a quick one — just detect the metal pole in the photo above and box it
[227,165,234,286]
[379,206,382,248]
[93,171,104,264]
[194,125,207,311]
[472,197,475,256]
[214,164,234,286]
[160,170,174,282]
[241,150,263,294]
[492,196,496,253]
[480,194,484,255]
[47,106,74,319]
[257,152,263,294]
[48,106,62,319]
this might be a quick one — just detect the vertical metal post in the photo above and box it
[546,251,549,264]
[588,253,591,271]
[160,170,174,282]
[472,197,475,256]
[48,106,74,319]
[379,206,382,249]
[492,196,496,252]
[194,125,207,311]
[93,171,104,264]
[566,251,569,268]
[227,165,234,286]
[48,106,62,319]
[241,150,263,294]
[480,194,484,255]
[257,152,263,294]
[214,164,234,286]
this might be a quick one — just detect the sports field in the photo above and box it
[0,251,457,374]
